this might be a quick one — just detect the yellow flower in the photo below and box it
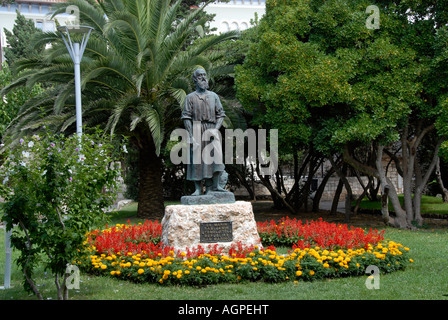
[309,270,315,276]
[101,264,107,270]
[138,269,144,274]
[296,271,302,276]
[409,259,414,263]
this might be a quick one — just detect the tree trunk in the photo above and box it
[352,169,373,215]
[344,143,409,228]
[376,144,409,228]
[381,184,390,225]
[435,157,448,202]
[329,158,352,221]
[136,137,165,220]
[255,162,296,214]
[412,138,443,225]
[331,178,343,215]
[312,164,336,212]
[250,163,257,201]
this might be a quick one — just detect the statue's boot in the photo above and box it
[191,181,202,195]
[212,173,228,192]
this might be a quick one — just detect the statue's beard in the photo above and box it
[197,79,209,90]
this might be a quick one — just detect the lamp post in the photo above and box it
[57,25,94,138]
[0,226,12,290]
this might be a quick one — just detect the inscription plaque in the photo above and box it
[200,221,233,243]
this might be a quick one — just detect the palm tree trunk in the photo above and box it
[136,137,164,220]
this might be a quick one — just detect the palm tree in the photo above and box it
[1,0,239,219]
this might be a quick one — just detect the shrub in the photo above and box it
[0,130,122,299]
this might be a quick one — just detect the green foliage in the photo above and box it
[235,0,446,155]
[3,11,44,65]
[0,63,44,142]
[0,130,122,299]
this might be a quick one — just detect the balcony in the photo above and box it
[13,0,66,3]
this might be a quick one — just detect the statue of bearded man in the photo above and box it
[181,68,228,195]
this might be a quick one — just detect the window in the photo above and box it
[35,20,44,31]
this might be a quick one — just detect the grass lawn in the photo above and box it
[1,201,447,302]
[356,194,448,217]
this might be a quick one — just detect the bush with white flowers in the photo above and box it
[0,130,122,300]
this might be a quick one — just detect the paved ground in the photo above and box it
[318,201,345,213]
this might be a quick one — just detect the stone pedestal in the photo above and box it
[161,201,262,254]
[180,191,235,205]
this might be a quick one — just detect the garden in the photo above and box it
[2,205,448,301]
[75,217,411,286]
[1,0,448,306]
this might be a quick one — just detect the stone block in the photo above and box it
[161,201,262,254]
[180,191,235,205]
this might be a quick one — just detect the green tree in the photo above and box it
[236,0,353,212]
[3,10,44,65]
[236,0,448,228]
[1,0,238,219]
[0,63,44,143]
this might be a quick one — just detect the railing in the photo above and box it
[11,0,66,3]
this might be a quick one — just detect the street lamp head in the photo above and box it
[57,25,94,35]
[58,25,94,63]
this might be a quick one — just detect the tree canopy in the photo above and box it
[3,11,44,65]
[235,0,448,228]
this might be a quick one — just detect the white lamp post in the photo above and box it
[57,25,94,138]
[0,226,12,290]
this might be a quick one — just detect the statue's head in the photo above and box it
[192,68,209,91]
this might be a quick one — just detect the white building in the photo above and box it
[205,0,266,33]
[0,0,75,63]
[1,0,266,63]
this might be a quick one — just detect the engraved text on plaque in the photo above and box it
[199,221,233,243]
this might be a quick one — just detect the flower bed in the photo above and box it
[74,218,412,285]
[258,217,385,249]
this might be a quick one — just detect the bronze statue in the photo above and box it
[181,68,229,195]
